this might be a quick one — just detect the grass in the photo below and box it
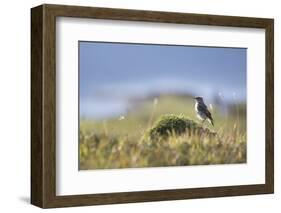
[79,95,246,170]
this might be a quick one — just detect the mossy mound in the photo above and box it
[148,114,215,139]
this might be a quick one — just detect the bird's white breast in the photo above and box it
[195,102,198,112]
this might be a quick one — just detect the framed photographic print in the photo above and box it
[31,4,274,208]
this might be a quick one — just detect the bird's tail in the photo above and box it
[208,118,214,126]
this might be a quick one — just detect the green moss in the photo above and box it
[148,114,214,139]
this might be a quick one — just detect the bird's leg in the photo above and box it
[202,119,206,125]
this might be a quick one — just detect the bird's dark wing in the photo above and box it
[197,103,208,113]
[198,103,213,121]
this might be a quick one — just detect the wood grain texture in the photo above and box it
[265,20,274,193]
[31,4,274,208]
[31,5,43,207]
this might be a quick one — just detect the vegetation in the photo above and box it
[148,114,215,139]
[79,95,246,170]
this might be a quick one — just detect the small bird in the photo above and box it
[194,97,214,126]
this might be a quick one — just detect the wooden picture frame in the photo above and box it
[31,4,274,208]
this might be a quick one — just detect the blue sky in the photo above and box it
[79,41,246,119]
